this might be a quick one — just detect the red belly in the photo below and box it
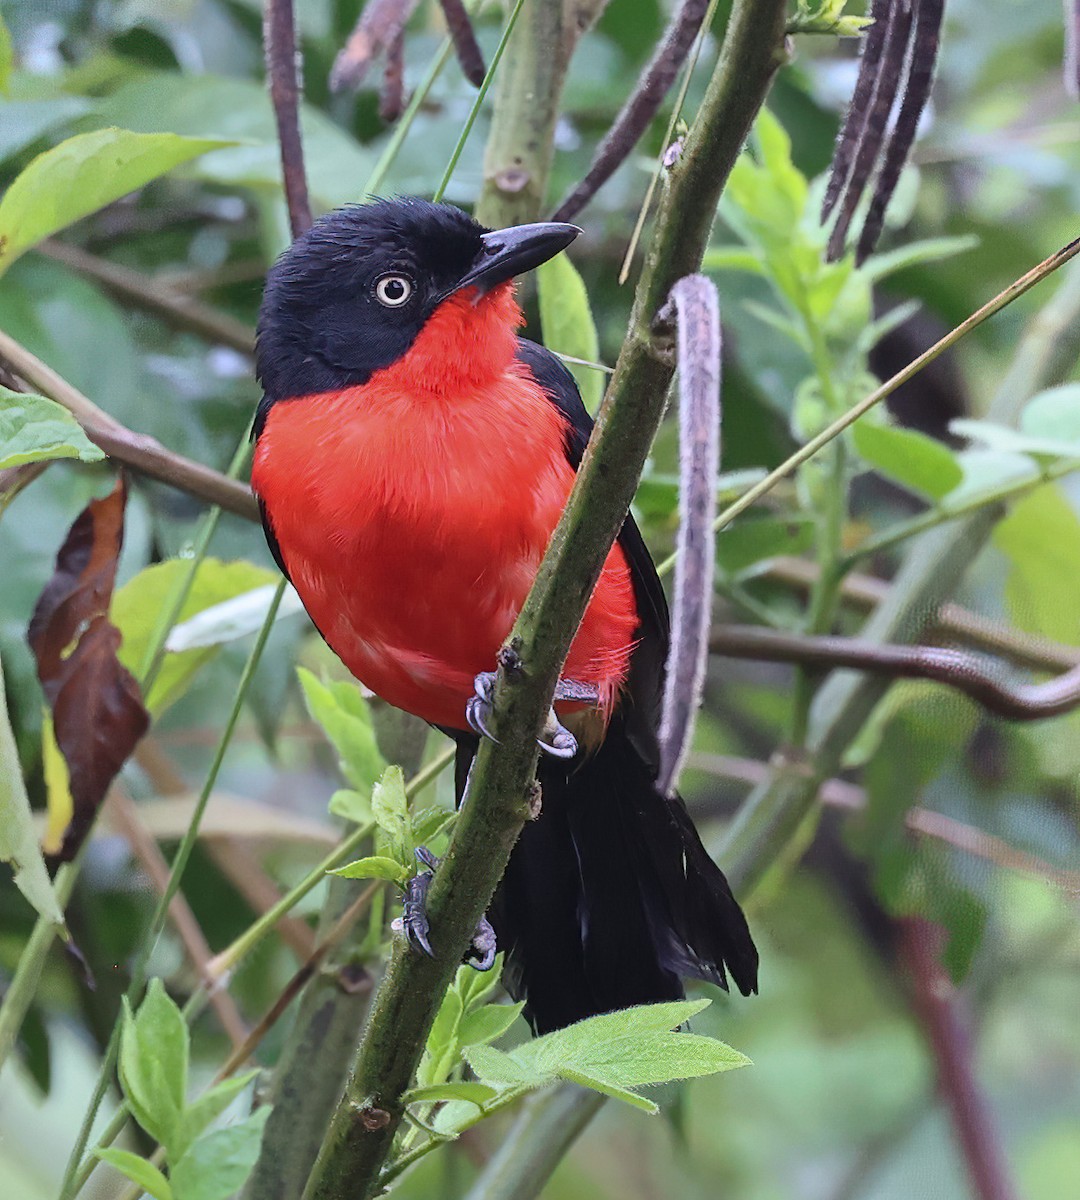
[252,362,638,731]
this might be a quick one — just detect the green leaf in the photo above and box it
[557,1067,660,1114]
[537,252,603,415]
[455,955,505,1010]
[297,668,387,794]
[716,515,815,578]
[328,788,373,825]
[0,97,93,164]
[94,1149,173,1200]
[993,484,1080,645]
[0,653,65,927]
[370,764,412,863]
[861,235,979,283]
[1020,383,1080,447]
[111,559,278,714]
[404,1082,500,1108]
[0,387,105,468]
[119,981,189,1154]
[945,448,1040,507]
[329,855,409,883]
[419,977,466,1088]
[853,421,963,501]
[458,1002,525,1048]
[170,1108,270,1200]
[0,15,13,96]
[174,1071,259,1162]
[463,1044,547,1087]
[702,247,766,275]
[0,128,233,276]
[165,584,305,651]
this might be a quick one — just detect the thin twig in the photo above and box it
[708,625,1080,721]
[104,788,248,1050]
[0,331,258,521]
[330,0,422,92]
[264,0,313,237]
[438,0,487,86]
[898,918,1021,1200]
[379,27,407,122]
[37,241,254,356]
[552,0,710,222]
[688,752,1080,894]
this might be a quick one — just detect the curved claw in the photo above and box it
[466,671,500,743]
[465,917,497,972]
[400,854,435,958]
[537,707,578,759]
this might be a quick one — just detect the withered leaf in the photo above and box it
[28,478,149,862]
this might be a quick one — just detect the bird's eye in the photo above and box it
[374,274,414,307]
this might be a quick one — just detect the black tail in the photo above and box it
[482,716,759,1034]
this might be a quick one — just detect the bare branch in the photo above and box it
[264,0,313,237]
[379,27,407,122]
[438,0,487,86]
[330,0,422,93]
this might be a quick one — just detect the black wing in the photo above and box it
[514,338,670,766]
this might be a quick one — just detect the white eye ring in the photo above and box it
[375,274,414,307]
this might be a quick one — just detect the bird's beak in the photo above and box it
[453,222,582,297]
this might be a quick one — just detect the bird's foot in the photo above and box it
[466,672,599,762]
[397,846,497,970]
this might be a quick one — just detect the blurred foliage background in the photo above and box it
[1,1,1079,1198]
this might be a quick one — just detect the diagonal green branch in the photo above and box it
[301,3,790,1197]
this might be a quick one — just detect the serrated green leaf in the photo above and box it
[0,653,65,930]
[370,764,411,863]
[174,1071,259,1163]
[0,128,233,276]
[0,387,105,468]
[119,985,186,1154]
[94,1149,173,1200]
[463,1044,547,1087]
[329,855,409,883]
[557,1067,659,1113]
[297,669,387,794]
[170,1108,270,1200]
[537,252,603,415]
[111,559,277,714]
[411,804,455,845]
[853,421,963,501]
[458,1002,524,1048]
[404,1082,500,1108]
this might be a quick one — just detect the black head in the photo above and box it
[254,197,579,413]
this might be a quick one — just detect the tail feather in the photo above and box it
[486,717,758,1033]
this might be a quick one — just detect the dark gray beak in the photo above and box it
[454,221,581,296]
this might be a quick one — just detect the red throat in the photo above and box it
[252,283,639,732]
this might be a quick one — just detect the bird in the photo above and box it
[251,197,758,1033]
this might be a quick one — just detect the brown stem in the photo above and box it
[37,241,254,356]
[264,0,313,237]
[104,788,248,1050]
[0,331,258,521]
[438,0,487,87]
[897,918,1021,1200]
[330,0,422,93]
[552,0,709,221]
[709,625,1080,721]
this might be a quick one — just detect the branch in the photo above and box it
[708,625,1080,721]
[551,0,710,222]
[898,918,1021,1200]
[302,4,790,1196]
[37,241,254,356]
[0,330,259,521]
[264,0,313,238]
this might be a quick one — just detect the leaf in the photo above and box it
[0,97,93,164]
[0,388,105,468]
[463,1044,547,1087]
[0,128,233,276]
[945,448,1040,507]
[716,515,815,578]
[165,583,305,652]
[537,252,603,414]
[329,855,409,883]
[169,1108,271,1200]
[1020,383,1080,447]
[993,484,1080,645]
[328,788,373,825]
[702,246,766,274]
[0,14,11,95]
[457,1002,525,1048]
[557,1067,659,1114]
[370,764,411,863]
[175,1071,260,1160]
[94,1149,173,1200]
[853,421,963,501]
[28,480,149,862]
[112,559,277,714]
[404,1082,500,1108]
[40,711,73,857]
[0,652,65,927]
[861,235,979,283]
[420,977,466,1088]
[119,981,188,1154]
[296,668,387,794]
